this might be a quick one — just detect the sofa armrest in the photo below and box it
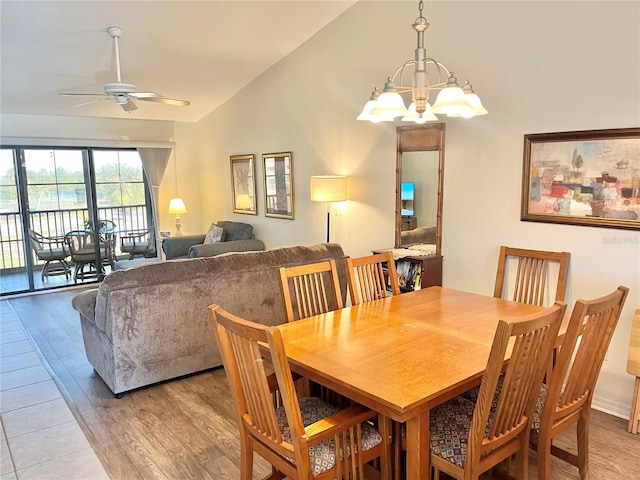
[162,234,206,259]
[71,289,99,326]
[188,239,265,258]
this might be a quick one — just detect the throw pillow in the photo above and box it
[204,224,224,244]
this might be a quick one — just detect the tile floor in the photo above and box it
[0,301,109,480]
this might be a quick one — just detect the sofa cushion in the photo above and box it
[204,224,224,244]
[216,221,253,241]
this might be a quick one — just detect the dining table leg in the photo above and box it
[405,411,430,479]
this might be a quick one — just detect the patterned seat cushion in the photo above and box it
[460,377,549,433]
[429,395,477,468]
[531,382,549,432]
[459,373,505,410]
[275,397,383,476]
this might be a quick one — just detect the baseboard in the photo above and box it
[591,394,631,420]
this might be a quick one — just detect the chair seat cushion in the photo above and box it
[37,247,68,260]
[276,396,382,476]
[531,382,549,432]
[429,395,477,468]
[460,376,548,433]
[121,242,151,252]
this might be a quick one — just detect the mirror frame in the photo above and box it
[394,123,445,254]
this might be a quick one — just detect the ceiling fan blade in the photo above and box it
[138,96,191,107]
[121,99,138,112]
[59,92,108,98]
[59,97,111,110]
[129,91,162,99]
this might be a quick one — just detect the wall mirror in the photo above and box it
[395,124,445,254]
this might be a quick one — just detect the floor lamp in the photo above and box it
[310,176,348,242]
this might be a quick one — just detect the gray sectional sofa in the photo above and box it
[162,220,264,259]
[71,243,347,396]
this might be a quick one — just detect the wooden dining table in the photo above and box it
[276,286,559,479]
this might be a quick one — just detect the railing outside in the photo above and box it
[0,205,151,272]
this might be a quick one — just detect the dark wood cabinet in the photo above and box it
[372,250,443,292]
[401,216,417,231]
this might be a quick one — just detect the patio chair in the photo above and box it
[120,226,156,259]
[28,229,71,280]
[64,230,107,283]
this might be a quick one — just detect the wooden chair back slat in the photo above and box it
[547,286,628,419]
[533,286,628,479]
[467,302,566,473]
[209,304,391,479]
[494,246,570,306]
[279,259,343,322]
[212,309,286,443]
[346,251,401,305]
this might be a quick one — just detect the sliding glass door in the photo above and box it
[0,146,154,296]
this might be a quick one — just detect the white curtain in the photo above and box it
[137,147,173,255]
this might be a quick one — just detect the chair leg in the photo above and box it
[536,434,553,480]
[629,377,640,434]
[576,410,590,480]
[393,421,401,480]
[240,435,253,480]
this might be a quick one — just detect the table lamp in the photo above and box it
[168,198,187,236]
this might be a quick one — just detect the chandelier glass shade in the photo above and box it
[357,0,487,124]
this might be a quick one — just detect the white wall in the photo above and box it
[192,1,640,418]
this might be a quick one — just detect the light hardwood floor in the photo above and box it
[3,289,639,479]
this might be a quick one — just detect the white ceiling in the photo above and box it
[0,1,357,123]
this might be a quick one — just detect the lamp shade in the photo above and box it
[168,198,188,214]
[235,193,252,209]
[402,102,438,123]
[310,176,348,202]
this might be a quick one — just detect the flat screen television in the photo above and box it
[401,182,415,216]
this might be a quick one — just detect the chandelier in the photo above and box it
[357,0,487,124]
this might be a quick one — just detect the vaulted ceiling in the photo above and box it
[0,1,357,123]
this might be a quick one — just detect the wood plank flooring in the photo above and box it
[5,289,640,479]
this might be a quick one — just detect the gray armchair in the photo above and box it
[162,220,264,260]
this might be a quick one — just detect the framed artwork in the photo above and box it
[230,154,257,215]
[263,151,294,219]
[521,128,640,230]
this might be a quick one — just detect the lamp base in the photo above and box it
[174,215,183,236]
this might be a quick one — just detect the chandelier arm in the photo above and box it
[391,60,417,86]
[425,58,451,84]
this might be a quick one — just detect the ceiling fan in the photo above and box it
[60,26,190,112]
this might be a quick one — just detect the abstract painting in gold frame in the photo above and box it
[521,128,640,230]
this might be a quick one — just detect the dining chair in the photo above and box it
[120,226,156,260]
[493,246,571,306]
[530,286,629,480]
[28,229,71,280]
[279,259,343,323]
[208,304,392,480]
[64,230,107,283]
[346,251,400,305]
[627,309,640,434]
[344,252,402,476]
[279,259,345,401]
[428,302,566,480]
